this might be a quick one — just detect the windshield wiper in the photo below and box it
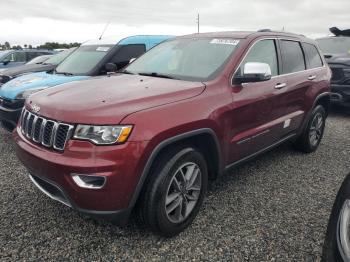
[119,70,135,75]
[138,72,177,79]
[55,71,74,76]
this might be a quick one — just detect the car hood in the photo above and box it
[325,53,350,67]
[0,64,55,78]
[0,71,89,99]
[27,74,206,125]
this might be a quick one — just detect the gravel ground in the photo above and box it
[1,108,350,261]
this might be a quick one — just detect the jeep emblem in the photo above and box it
[31,104,40,114]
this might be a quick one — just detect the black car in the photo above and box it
[317,27,350,107]
[0,48,76,86]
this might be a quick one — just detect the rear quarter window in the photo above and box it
[280,40,306,74]
[302,43,323,69]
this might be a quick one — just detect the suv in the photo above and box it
[14,31,331,237]
[0,48,76,86]
[0,49,55,71]
[316,27,350,107]
[0,35,172,131]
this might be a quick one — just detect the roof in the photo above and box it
[82,35,173,46]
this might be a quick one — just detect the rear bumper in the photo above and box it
[330,84,350,107]
[14,128,150,224]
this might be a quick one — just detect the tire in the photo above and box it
[294,105,326,153]
[138,146,208,237]
[322,173,350,262]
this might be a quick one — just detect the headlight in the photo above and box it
[73,125,133,145]
[15,88,47,100]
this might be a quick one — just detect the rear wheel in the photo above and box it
[294,105,326,153]
[138,147,208,237]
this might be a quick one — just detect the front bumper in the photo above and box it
[0,97,24,131]
[14,128,149,224]
[330,84,350,107]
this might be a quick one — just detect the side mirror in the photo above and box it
[105,63,117,73]
[2,60,11,65]
[234,62,272,84]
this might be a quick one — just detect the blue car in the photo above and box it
[0,49,55,71]
[0,35,173,131]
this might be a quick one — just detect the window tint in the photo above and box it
[109,44,146,69]
[4,52,26,62]
[302,43,323,69]
[237,39,278,76]
[280,40,305,74]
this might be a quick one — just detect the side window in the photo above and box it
[302,43,323,69]
[280,40,306,74]
[237,39,279,77]
[26,52,39,61]
[109,44,146,69]
[3,52,26,62]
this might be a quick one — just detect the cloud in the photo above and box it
[0,0,349,45]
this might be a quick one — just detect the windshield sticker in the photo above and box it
[210,39,240,46]
[96,47,110,52]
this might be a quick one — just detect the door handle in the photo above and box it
[308,75,316,80]
[275,83,287,89]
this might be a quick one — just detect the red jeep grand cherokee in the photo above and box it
[14,31,331,237]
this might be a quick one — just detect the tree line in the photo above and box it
[0,42,80,50]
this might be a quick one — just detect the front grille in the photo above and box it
[20,109,74,151]
[331,68,344,82]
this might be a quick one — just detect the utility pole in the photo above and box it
[196,13,200,33]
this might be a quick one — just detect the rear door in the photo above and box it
[276,39,314,138]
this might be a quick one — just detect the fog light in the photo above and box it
[71,174,106,189]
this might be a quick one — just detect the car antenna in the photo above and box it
[99,21,111,40]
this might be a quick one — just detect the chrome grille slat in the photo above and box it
[19,109,74,151]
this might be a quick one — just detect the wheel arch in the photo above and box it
[128,128,222,210]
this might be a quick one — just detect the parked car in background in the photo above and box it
[0,48,76,86]
[316,27,350,107]
[26,55,53,65]
[14,31,331,237]
[0,49,55,71]
[322,172,350,262]
[0,35,173,131]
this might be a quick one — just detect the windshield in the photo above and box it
[0,51,11,60]
[26,55,52,65]
[55,45,113,75]
[45,48,77,65]
[316,37,350,55]
[125,38,240,81]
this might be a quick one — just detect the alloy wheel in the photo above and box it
[309,112,323,146]
[165,162,202,224]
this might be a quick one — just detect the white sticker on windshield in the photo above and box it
[210,39,240,46]
[96,47,110,52]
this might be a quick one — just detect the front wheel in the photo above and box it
[138,147,208,237]
[294,105,326,153]
[322,173,350,262]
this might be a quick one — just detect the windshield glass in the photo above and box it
[45,48,76,65]
[26,55,52,65]
[0,51,10,60]
[126,38,240,81]
[55,45,113,75]
[316,37,350,55]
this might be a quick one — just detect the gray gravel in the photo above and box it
[1,108,350,261]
